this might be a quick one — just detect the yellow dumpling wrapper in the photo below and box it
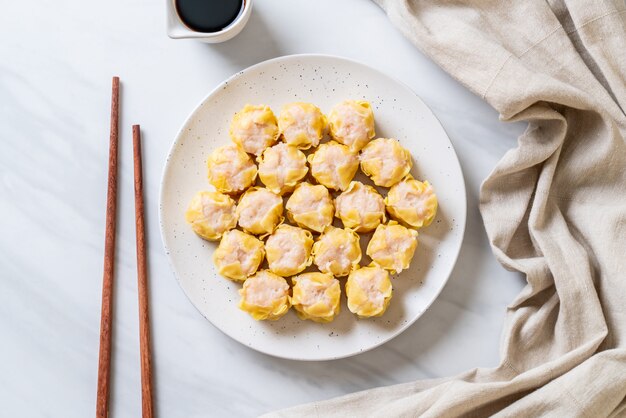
[285,183,334,233]
[257,143,308,195]
[266,224,314,277]
[308,141,359,191]
[312,226,362,277]
[291,272,341,323]
[238,270,291,321]
[229,104,279,156]
[213,229,265,282]
[367,221,418,274]
[185,191,237,241]
[360,138,412,187]
[386,177,438,229]
[346,264,392,318]
[206,144,257,194]
[278,102,327,149]
[236,187,283,235]
[328,100,376,152]
[335,181,386,232]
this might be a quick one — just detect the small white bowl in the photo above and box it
[166,0,253,43]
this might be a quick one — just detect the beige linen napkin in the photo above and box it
[263,0,626,416]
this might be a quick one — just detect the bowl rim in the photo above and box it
[166,0,253,40]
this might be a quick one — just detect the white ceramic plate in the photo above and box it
[160,54,466,361]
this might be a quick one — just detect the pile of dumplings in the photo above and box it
[185,101,438,323]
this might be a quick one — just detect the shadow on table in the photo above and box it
[205,9,282,68]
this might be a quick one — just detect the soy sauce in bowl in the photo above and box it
[174,0,245,33]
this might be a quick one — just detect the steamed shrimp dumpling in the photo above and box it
[230,104,279,156]
[328,100,375,152]
[213,229,265,281]
[278,102,326,149]
[185,191,237,241]
[335,181,385,232]
[265,224,314,277]
[312,226,361,277]
[285,183,334,233]
[206,144,257,194]
[367,222,418,274]
[360,138,412,188]
[291,272,341,323]
[236,187,283,235]
[385,177,438,228]
[308,141,359,191]
[238,271,291,320]
[258,142,308,195]
[346,264,392,318]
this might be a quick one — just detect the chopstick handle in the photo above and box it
[133,125,154,418]
[96,76,120,418]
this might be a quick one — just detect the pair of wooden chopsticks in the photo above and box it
[96,77,154,418]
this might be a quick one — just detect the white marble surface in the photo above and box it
[0,0,527,416]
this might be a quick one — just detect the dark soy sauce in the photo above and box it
[175,0,244,33]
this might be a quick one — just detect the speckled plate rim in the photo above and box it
[159,53,467,361]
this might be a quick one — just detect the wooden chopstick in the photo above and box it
[133,125,154,418]
[96,76,120,418]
